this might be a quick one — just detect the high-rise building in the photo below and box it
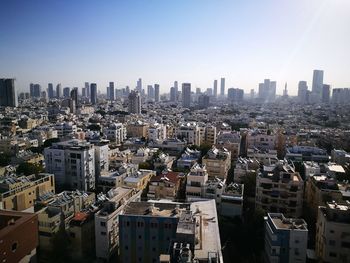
[196,87,201,94]
[311,69,324,102]
[70,88,78,107]
[220,77,225,97]
[82,87,86,97]
[174,81,178,101]
[207,88,213,96]
[170,87,176,102]
[56,84,62,98]
[90,83,97,104]
[182,83,191,108]
[63,87,71,98]
[332,88,350,104]
[136,78,142,92]
[213,79,218,98]
[0,78,18,107]
[250,89,255,100]
[85,82,90,99]
[48,83,54,99]
[128,90,141,114]
[258,79,276,102]
[322,84,330,103]
[33,84,41,98]
[29,83,34,97]
[227,88,244,102]
[297,81,308,104]
[147,85,154,100]
[108,82,115,101]
[198,94,210,109]
[154,84,160,102]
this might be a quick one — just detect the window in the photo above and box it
[100,222,106,227]
[101,232,106,236]
[70,232,76,238]
[329,252,337,257]
[341,242,350,248]
[330,229,335,234]
[329,240,336,246]
[138,235,142,239]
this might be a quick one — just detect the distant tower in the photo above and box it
[136,78,142,92]
[220,78,225,97]
[109,82,115,101]
[322,84,330,103]
[0,78,18,107]
[48,83,54,99]
[213,80,218,98]
[283,83,288,97]
[63,87,71,98]
[170,87,176,102]
[128,90,141,114]
[311,70,324,102]
[33,84,41,98]
[70,88,78,106]
[85,82,90,99]
[90,83,97,104]
[298,81,308,104]
[154,84,160,102]
[250,89,255,100]
[56,84,62,98]
[182,83,191,108]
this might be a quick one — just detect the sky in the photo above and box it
[1,0,350,95]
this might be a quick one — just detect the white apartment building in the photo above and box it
[186,163,209,200]
[202,146,231,180]
[94,142,109,177]
[103,123,126,144]
[216,131,241,160]
[148,123,167,142]
[176,122,201,146]
[246,129,276,152]
[53,122,77,138]
[44,139,95,191]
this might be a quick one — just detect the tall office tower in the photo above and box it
[213,79,218,98]
[220,77,225,97]
[182,83,191,108]
[196,87,201,94]
[33,84,41,98]
[311,70,324,102]
[70,88,78,106]
[125,86,130,95]
[128,90,141,114]
[63,87,70,98]
[29,83,34,97]
[48,83,54,99]
[198,94,210,109]
[206,88,213,96]
[147,85,154,99]
[109,82,115,101]
[283,82,288,97]
[298,81,308,103]
[322,84,330,103]
[174,81,178,101]
[332,88,350,104]
[82,87,86,97]
[136,78,142,92]
[41,91,47,102]
[85,82,90,98]
[56,84,62,98]
[227,88,244,102]
[269,81,276,101]
[0,78,18,107]
[170,87,176,101]
[90,83,97,104]
[154,84,160,102]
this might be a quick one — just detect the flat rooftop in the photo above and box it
[123,202,189,217]
[268,213,308,230]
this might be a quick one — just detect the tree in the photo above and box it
[17,162,44,176]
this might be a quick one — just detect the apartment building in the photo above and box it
[264,213,308,263]
[216,130,241,160]
[256,160,304,217]
[0,173,55,211]
[147,171,184,200]
[202,146,231,180]
[95,187,139,261]
[103,122,127,144]
[176,122,201,146]
[176,147,201,169]
[127,121,149,138]
[148,123,167,142]
[316,202,350,263]
[246,129,276,152]
[186,163,209,200]
[234,157,259,183]
[123,169,155,190]
[44,139,96,191]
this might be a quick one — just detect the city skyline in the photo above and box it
[1,0,350,94]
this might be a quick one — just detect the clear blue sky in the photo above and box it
[1,0,349,95]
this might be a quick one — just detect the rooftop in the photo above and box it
[268,213,308,231]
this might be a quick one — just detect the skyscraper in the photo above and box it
[311,70,324,102]
[0,78,18,107]
[48,83,54,99]
[174,81,178,101]
[128,90,141,114]
[90,83,97,104]
[213,80,218,98]
[63,87,71,98]
[33,84,41,98]
[182,83,191,108]
[29,83,34,97]
[109,82,115,101]
[298,81,308,104]
[56,84,62,98]
[322,84,330,103]
[147,85,154,99]
[258,79,276,102]
[220,78,225,97]
[85,82,90,99]
[170,87,176,102]
[70,88,78,106]
[154,84,160,102]
[136,78,142,92]
[227,88,244,102]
